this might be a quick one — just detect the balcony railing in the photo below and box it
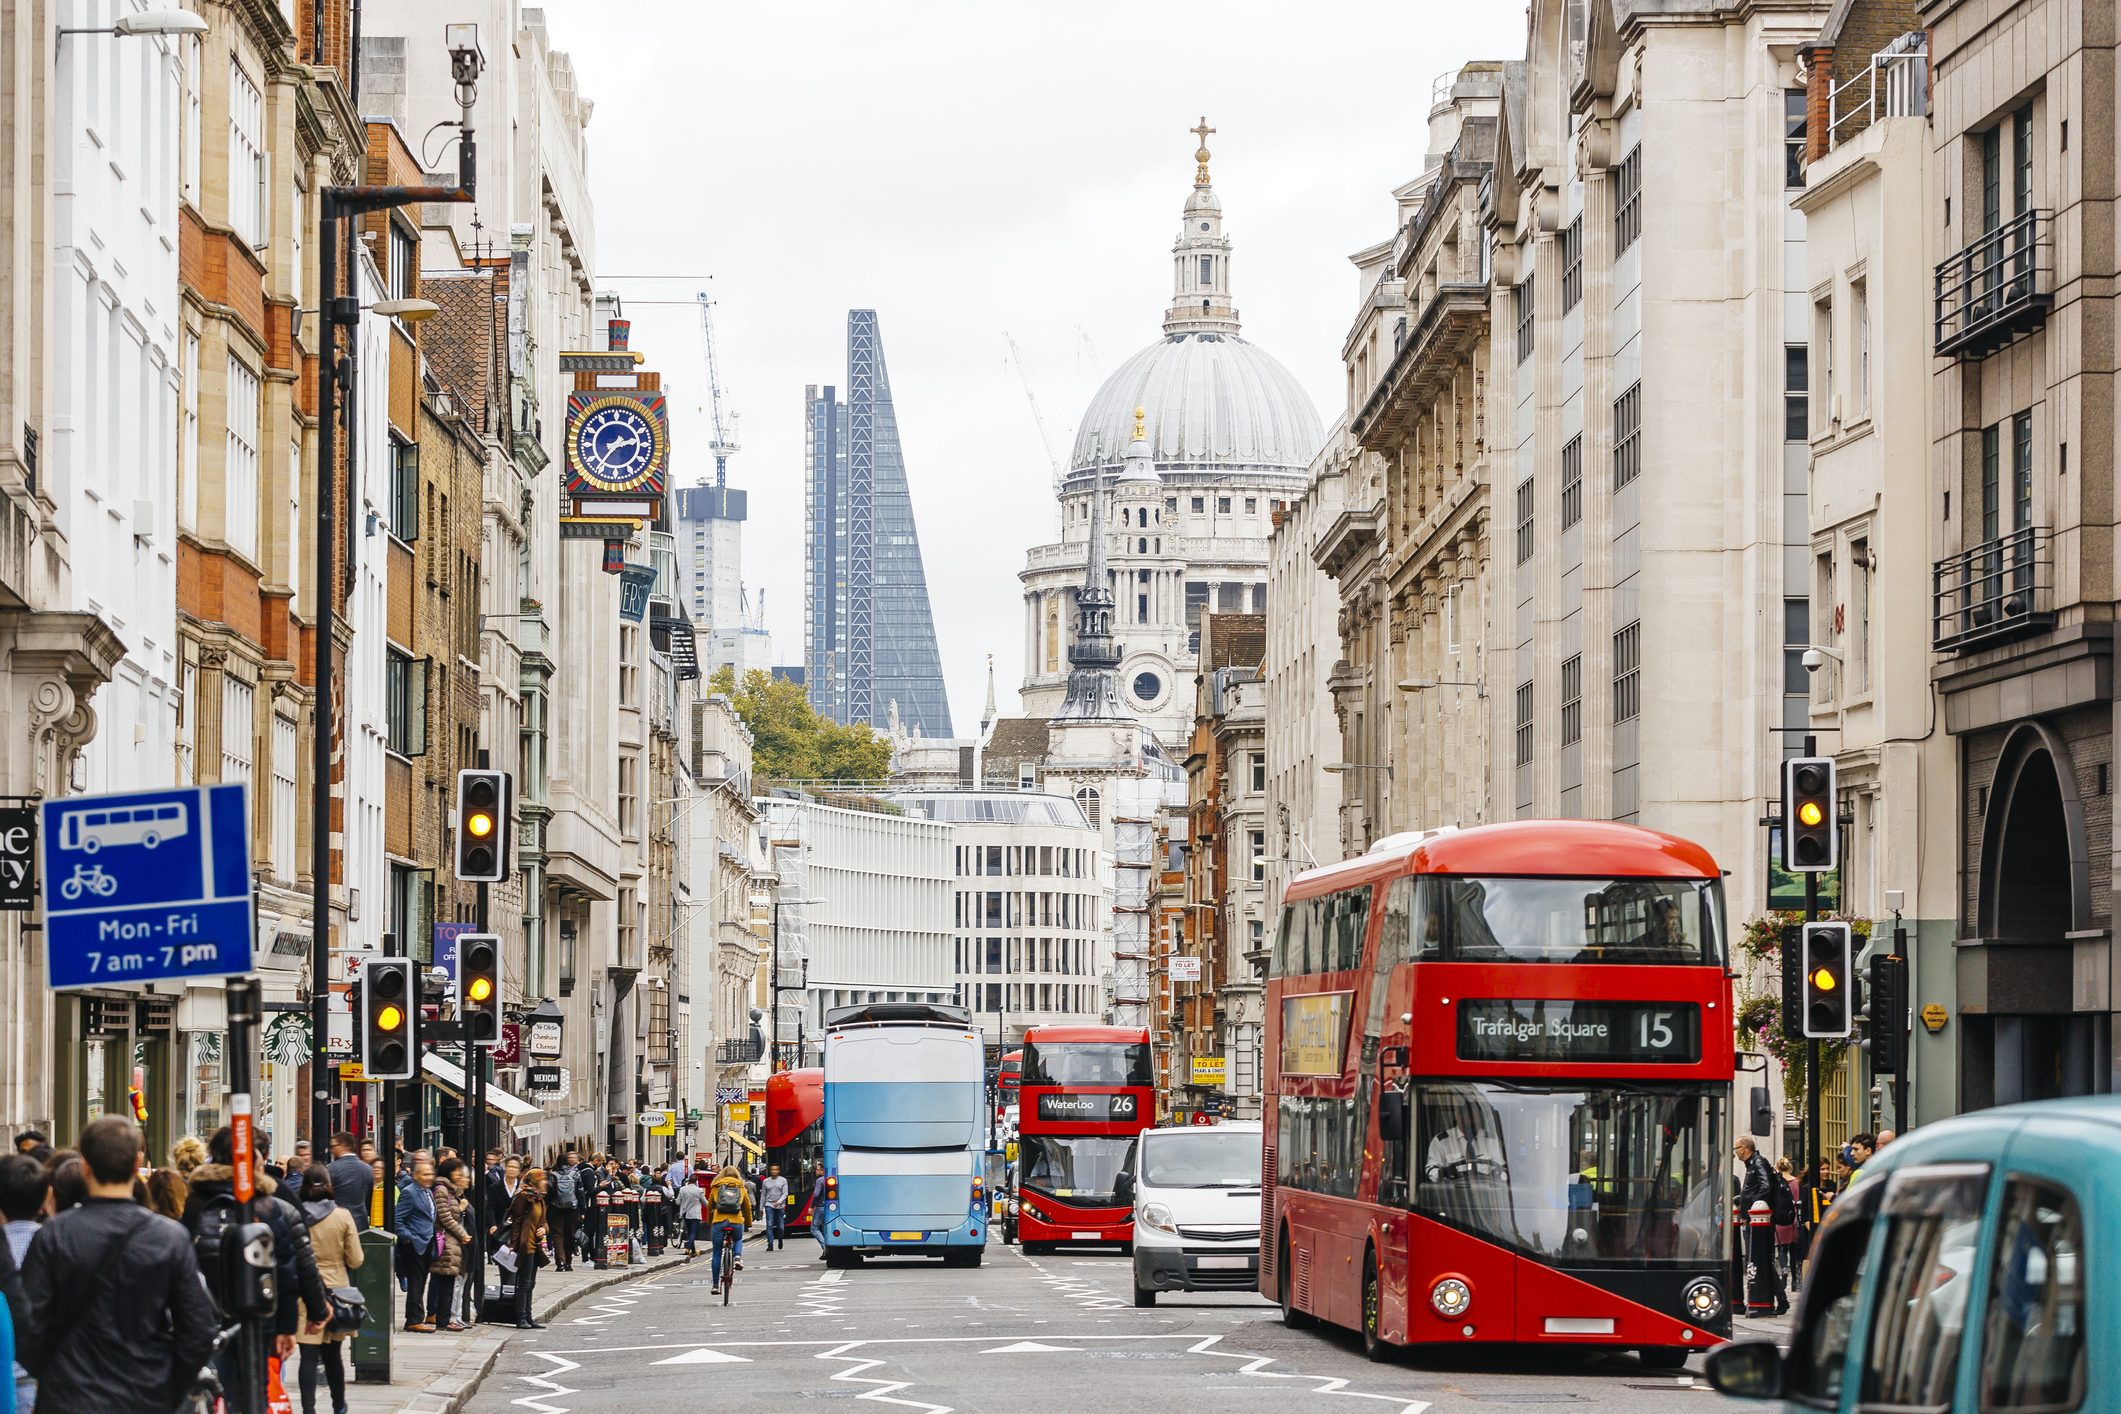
[1935,210,2054,358]
[717,1037,764,1064]
[1933,526,2056,652]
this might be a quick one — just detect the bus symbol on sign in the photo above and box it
[61,802,188,852]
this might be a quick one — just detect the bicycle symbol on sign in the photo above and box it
[59,863,119,901]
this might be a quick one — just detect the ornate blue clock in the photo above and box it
[565,393,668,495]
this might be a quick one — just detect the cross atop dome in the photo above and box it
[1191,117,1215,188]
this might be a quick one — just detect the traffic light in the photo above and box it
[361,957,417,1079]
[1782,756,1838,872]
[454,769,511,882]
[458,933,502,1046]
[1801,922,1854,1039]
[1780,925,1805,1044]
[1868,950,1909,1074]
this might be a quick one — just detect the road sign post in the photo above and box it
[40,785,254,988]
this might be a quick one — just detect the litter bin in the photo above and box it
[352,1228,397,1384]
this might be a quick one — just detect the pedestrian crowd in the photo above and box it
[1735,1126,1896,1318]
[0,1125,800,1414]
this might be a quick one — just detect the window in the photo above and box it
[1786,598,1812,693]
[1244,497,1256,513]
[1854,280,1870,414]
[1613,382,1642,488]
[389,222,416,302]
[1559,214,1583,312]
[271,713,297,880]
[1217,496,1231,514]
[1816,553,1837,703]
[1560,654,1582,746]
[176,660,196,785]
[1785,345,1809,440]
[1199,255,1212,286]
[1514,476,1535,564]
[1978,1178,2086,1410]
[1560,434,1582,530]
[618,888,639,967]
[619,624,640,706]
[1786,89,1808,189]
[1612,621,1641,723]
[619,753,639,836]
[1818,297,1834,425]
[1250,752,1266,793]
[225,356,260,557]
[1165,497,1176,512]
[1515,682,1533,766]
[1853,540,1871,695]
[1615,143,1642,252]
[227,60,265,246]
[1250,831,1265,883]
[182,38,199,209]
[221,676,255,784]
[388,439,418,541]
[180,333,199,531]
[1982,423,2002,540]
[384,651,428,757]
[1862,1165,1992,1409]
[1514,274,1535,363]
[2013,409,2033,533]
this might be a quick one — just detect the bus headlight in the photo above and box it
[1682,1277,1723,1321]
[1138,1202,1177,1234]
[1430,1276,1473,1318]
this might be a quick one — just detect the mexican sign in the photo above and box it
[41,785,253,988]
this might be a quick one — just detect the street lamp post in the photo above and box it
[309,27,483,1152]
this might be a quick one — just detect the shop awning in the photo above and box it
[422,1053,545,1135]
[725,1133,764,1158]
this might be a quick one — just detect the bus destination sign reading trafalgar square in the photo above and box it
[1456,998,1702,1064]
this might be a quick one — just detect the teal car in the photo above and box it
[1708,1097,2097,1411]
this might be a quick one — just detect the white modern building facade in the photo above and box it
[1018,133,1323,751]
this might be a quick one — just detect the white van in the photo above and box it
[1120,1120,1263,1305]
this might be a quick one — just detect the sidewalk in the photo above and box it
[1731,1309,1797,1343]
[338,1246,697,1414]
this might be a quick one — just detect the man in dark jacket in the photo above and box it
[549,1150,582,1272]
[182,1127,331,1347]
[327,1130,374,1231]
[20,1116,218,1414]
[1734,1136,1787,1316]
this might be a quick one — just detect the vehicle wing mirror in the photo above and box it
[1750,1085,1773,1138]
[1379,1090,1406,1143]
[1114,1171,1135,1204]
[1703,1341,1785,1400]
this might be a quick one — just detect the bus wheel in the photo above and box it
[1638,1348,1691,1371]
[1277,1231,1315,1329]
[1361,1253,1388,1361]
[943,1248,982,1269]
[824,1248,858,1270]
[1022,1241,1049,1256]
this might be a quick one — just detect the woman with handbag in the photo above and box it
[508,1170,550,1330]
[295,1165,364,1414]
[429,1158,474,1332]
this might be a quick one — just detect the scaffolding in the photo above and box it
[1106,775,1178,1028]
[764,803,812,1060]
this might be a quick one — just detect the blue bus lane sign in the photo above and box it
[41,784,254,988]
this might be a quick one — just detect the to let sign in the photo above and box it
[41,785,253,989]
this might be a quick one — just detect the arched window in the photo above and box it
[1075,787,1101,828]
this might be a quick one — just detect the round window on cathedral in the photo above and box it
[1132,671,1162,703]
[1200,222,1209,231]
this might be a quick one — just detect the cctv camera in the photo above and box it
[1801,648,1823,673]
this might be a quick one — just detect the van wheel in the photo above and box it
[1639,1348,1691,1371]
[1361,1252,1389,1361]
[1278,1230,1315,1329]
[1133,1281,1156,1307]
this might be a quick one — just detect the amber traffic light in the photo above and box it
[454,769,510,882]
[1802,922,1853,1039]
[1781,756,1837,873]
[361,957,417,1079]
[458,933,502,1047]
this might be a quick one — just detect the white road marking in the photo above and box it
[651,1347,752,1364]
[981,1340,1082,1353]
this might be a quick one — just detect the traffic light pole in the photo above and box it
[1893,924,1910,1133]
[470,878,489,1316]
[1804,733,1821,1210]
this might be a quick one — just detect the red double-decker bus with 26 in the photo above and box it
[1014,1024,1153,1253]
[1264,820,1733,1366]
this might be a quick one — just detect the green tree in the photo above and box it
[707,666,892,782]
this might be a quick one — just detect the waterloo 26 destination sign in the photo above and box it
[564,390,670,499]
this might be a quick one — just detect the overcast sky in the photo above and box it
[540,0,1526,735]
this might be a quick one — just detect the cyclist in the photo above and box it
[706,1165,752,1293]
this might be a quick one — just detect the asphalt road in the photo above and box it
[464,1237,1747,1414]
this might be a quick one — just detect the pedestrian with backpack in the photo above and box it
[293,1165,363,1414]
[706,1166,751,1290]
[18,1116,216,1414]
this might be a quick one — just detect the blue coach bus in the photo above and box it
[817,1001,988,1268]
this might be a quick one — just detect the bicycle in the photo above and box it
[711,1219,741,1304]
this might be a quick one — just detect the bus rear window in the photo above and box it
[1421,876,1724,966]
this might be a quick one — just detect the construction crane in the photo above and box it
[1004,331,1067,498]
[696,292,741,488]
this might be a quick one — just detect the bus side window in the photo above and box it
[1335,887,1372,971]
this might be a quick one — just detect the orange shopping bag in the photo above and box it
[266,1353,295,1414]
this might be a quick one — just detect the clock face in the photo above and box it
[571,400,662,491]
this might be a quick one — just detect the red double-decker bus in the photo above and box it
[1264,821,1732,1366]
[765,1068,824,1233]
[1015,1024,1153,1252]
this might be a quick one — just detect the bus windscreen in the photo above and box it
[1020,1132,1137,1205]
[1404,876,1725,967]
[1021,1042,1152,1088]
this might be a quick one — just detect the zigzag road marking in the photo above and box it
[816,1340,956,1414]
[1184,1333,1432,1414]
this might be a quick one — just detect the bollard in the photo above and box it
[1745,1199,1774,1315]
[644,1190,664,1256]
[593,1190,611,1271]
